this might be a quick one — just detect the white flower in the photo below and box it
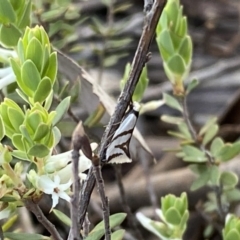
[37,174,72,211]
[57,164,88,184]
[45,142,98,173]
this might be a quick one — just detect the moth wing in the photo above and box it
[108,153,132,164]
[106,114,137,163]
[106,133,132,163]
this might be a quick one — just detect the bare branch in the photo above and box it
[92,156,111,240]
[25,199,63,240]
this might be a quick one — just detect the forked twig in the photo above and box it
[179,96,226,221]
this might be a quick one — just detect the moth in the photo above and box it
[105,101,140,164]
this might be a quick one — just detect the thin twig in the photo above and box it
[92,156,111,240]
[114,165,144,240]
[25,199,63,240]
[179,95,226,221]
[70,148,81,240]
[68,122,93,240]
[79,0,167,228]
[79,167,95,228]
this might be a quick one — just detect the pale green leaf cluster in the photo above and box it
[137,193,189,239]
[10,26,57,104]
[0,23,79,221]
[0,0,31,48]
[156,0,192,95]
[223,214,240,240]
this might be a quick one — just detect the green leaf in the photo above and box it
[202,124,218,146]
[3,232,50,240]
[28,144,50,158]
[87,213,127,240]
[161,115,183,125]
[18,0,31,29]
[190,172,210,191]
[132,65,149,102]
[0,0,16,24]
[186,78,198,95]
[225,188,240,202]
[27,112,41,132]
[12,134,25,151]
[26,37,43,73]
[210,137,224,157]
[11,150,29,161]
[84,103,105,128]
[220,171,238,189]
[199,117,218,136]
[216,141,240,162]
[44,52,58,83]
[178,123,192,140]
[163,93,183,112]
[33,124,50,141]
[44,90,53,111]
[52,209,71,226]
[204,225,214,238]
[52,96,71,126]
[165,207,181,225]
[182,145,207,162]
[0,115,5,140]
[111,230,125,240]
[167,54,186,75]
[85,230,104,240]
[10,58,21,81]
[168,130,189,140]
[69,79,80,103]
[21,60,41,93]
[178,36,192,65]
[7,107,24,131]
[33,77,52,103]
[225,230,240,240]
[158,29,175,57]
[0,23,22,47]
[52,126,61,146]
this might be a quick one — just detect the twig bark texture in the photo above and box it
[78,0,167,230]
